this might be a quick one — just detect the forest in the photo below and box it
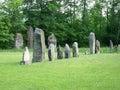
[0,0,120,48]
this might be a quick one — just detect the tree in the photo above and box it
[0,0,26,48]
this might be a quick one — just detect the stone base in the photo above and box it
[20,61,31,65]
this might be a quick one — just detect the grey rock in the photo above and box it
[20,47,31,65]
[57,45,63,59]
[72,42,79,57]
[32,28,46,62]
[48,34,57,48]
[89,32,96,54]
[14,33,23,49]
[27,26,33,48]
[117,44,120,51]
[95,40,100,54]
[110,40,113,52]
[48,44,55,61]
[64,44,70,58]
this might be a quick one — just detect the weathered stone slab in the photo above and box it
[14,33,23,49]
[32,28,46,62]
[27,26,33,48]
[64,44,70,58]
[110,40,113,52]
[95,40,100,54]
[89,32,96,54]
[57,45,63,59]
[20,47,31,65]
[48,44,55,61]
[48,34,57,47]
[72,42,79,57]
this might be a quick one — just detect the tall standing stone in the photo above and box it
[110,40,113,52]
[48,44,55,61]
[32,28,46,62]
[57,45,63,59]
[14,33,23,49]
[27,26,33,49]
[117,44,120,51]
[89,32,96,54]
[95,40,100,54]
[20,47,31,65]
[48,34,57,47]
[64,44,70,58]
[72,42,79,57]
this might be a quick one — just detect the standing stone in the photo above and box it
[64,44,70,58]
[95,40,100,54]
[20,47,31,65]
[57,45,63,59]
[14,33,23,49]
[117,44,120,51]
[48,44,55,61]
[72,42,79,57]
[48,34,57,47]
[32,28,46,62]
[89,32,96,54]
[27,26,33,49]
[110,40,113,52]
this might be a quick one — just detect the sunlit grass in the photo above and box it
[0,48,120,90]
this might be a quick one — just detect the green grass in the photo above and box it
[0,48,120,90]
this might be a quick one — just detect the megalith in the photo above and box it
[72,42,79,57]
[14,33,23,49]
[27,26,33,48]
[89,32,96,54]
[64,44,70,58]
[110,40,113,52]
[95,40,100,54]
[20,47,31,65]
[48,34,57,47]
[48,44,55,61]
[32,28,46,62]
[57,45,63,59]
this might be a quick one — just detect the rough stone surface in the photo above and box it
[57,45,63,59]
[72,42,79,57]
[48,34,57,47]
[95,40,100,54]
[27,26,33,48]
[64,44,70,58]
[14,33,23,49]
[32,28,46,62]
[110,40,113,52]
[20,47,31,65]
[89,32,96,54]
[117,44,120,51]
[48,44,55,61]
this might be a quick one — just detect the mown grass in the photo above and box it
[0,48,120,90]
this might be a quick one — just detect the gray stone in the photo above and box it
[27,26,33,48]
[95,40,100,54]
[20,47,31,65]
[57,45,63,59]
[64,44,70,58]
[48,44,55,61]
[14,33,23,49]
[110,40,113,52]
[72,42,79,57]
[117,44,120,51]
[89,32,96,54]
[32,28,46,62]
[48,34,57,47]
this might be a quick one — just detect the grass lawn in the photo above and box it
[0,49,120,90]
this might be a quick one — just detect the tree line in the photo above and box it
[0,0,120,48]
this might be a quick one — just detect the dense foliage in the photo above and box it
[0,0,120,48]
